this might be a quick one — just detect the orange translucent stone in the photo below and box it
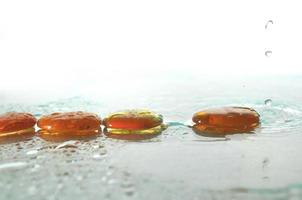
[103,109,164,140]
[0,112,36,134]
[37,112,101,140]
[192,107,260,135]
[0,112,36,144]
[103,109,163,130]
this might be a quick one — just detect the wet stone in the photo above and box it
[103,109,164,140]
[37,112,101,142]
[192,107,260,136]
[0,112,37,144]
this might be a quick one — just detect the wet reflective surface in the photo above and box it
[1,75,302,200]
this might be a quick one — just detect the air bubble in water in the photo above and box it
[265,51,272,57]
[265,99,272,106]
[265,20,274,30]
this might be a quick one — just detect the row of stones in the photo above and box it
[0,107,260,143]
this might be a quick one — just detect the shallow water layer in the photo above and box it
[1,75,302,200]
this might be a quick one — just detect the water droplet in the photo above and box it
[55,140,80,149]
[92,154,103,160]
[265,99,272,106]
[265,20,274,30]
[124,188,135,196]
[93,144,105,149]
[27,186,37,195]
[0,162,27,171]
[99,149,107,155]
[265,51,272,57]
[26,150,38,155]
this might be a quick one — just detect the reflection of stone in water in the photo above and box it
[0,128,36,145]
[38,129,100,142]
[104,124,164,140]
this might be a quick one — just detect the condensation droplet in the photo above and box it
[0,162,27,171]
[124,188,135,197]
[55,140,80,149]
[265,99,272,106]
[92,154,106,160]
[99,149,107,155]
[26,150,38,155]
[265,20,274,30]
[265,51,272,57]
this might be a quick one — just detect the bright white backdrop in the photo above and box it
[0,0,301,91]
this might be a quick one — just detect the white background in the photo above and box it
[0,0,302,91]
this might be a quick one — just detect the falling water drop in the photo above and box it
[265,99,272,106]
[265,51,272,57]
[265,20,274,30]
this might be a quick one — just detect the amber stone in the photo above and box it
[103,109,163,130]
[0,112,36,135]
[37,111,101,138]
[192,107,260,135]
[103,109,164,140]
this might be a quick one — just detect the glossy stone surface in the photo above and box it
[192,107,260,135]
[0,128,35,144]
[0,112,36,135]
[37,111,101,137]
[103,109,163,130]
